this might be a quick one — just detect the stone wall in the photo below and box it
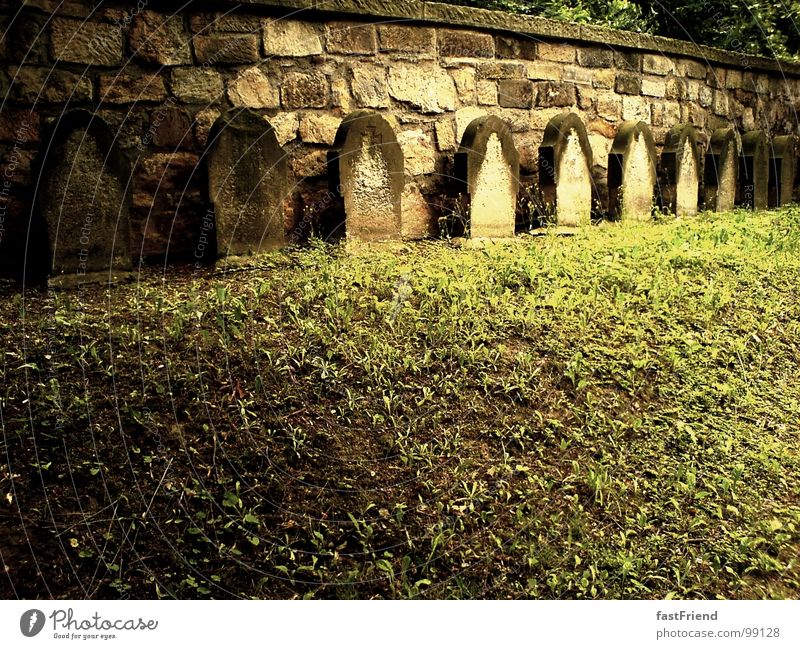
[1,0,799,275]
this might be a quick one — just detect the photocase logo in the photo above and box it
[20,609,46,637]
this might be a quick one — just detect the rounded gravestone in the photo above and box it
[703,128,739,212]
[608,121,657,221]
[455,115,520,238]
[768,135,797,208]
[539,113,594,227]
[206,109,288,257]
[737,130,769,210]
[328,110,404,242]
[659,124,700,217]
[35,110,132,283]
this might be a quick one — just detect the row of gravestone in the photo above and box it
[33,108,796,282]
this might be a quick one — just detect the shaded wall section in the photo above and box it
[1,0,799,272]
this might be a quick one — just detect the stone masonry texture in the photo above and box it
[0,0,799,273]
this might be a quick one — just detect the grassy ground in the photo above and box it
[1,207,800,599]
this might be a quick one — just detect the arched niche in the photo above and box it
[538,113,594,227]
[34,110,132,283]
[659,124,701,217]
[703,128,739,212]
[455,115,520,238]
[206,109,288,258]
[737,130,768,210]
[327,110,404,242]
[608,121,657,221]
[768,135,797,208]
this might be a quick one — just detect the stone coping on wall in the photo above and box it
[227,0,800,77]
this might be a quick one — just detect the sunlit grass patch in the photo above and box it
[1,207,799,599]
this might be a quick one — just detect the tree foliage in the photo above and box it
[442,0,800,60]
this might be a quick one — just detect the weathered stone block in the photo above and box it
[650,100,680,127]
[137,151,199,191]
[588,133,611,168]
[455,115,519,238]
[499,79,534,109]
[615,73,641,95]
[0,146,35,183]
[512,131,538,175]
[451,67,476,103]
[435,119,457,151]
[351,65,389,108]
[742,72,757,92]
[130,11,192,65]
[641,77,667,98]
[608,121,657,221]
[193,34,260,64]
[328,110,404,241]
[563,66,593,86]
[526,61,562,81]
[614,51,642,71]
[99,72,166,103]
[495,107,531,133]
[596,94,622,121]
[325,21,377,55]
[678,58,707,79]
[707,67,726,89]
[622,96,650,122]
[10,66,93,103]
[587,118,616,140]
[536,82,576,108]
[379,25,435,55]
[658,124,700,217]
[0,110,40,143]
[577,47,613,68]
[592,68,615,89]
[397,129,436,176]
[725,69,743,90]
[703,128,738,212]
[8,12,49,64]
[263,20,323,57]
[228,67,280,109]
[332,77,353,111]
[496,35,537,60]
[530,107,568,131]
[537,41,576,63]
[712,90,731,117]
[35,111,131,279]
[206,110,288,256]
[146,105,194,149]
[401,183,435,239]
[290,149,328,179]
[282,71,328,109]
[698,85,713,107]
[665,76,687,100]
[684,103,707,128]
[170,67,224,104]
[49,17,123,66]
[299,113,341,145]
[194,13,262,33]
[438,29,494,58]
[388,64,456,113]
[538,112,594,226]
[269,112,299,146]
[194,107,221,148]
[642,54,673,76]
[478,62,525,79]
[477,80,497,105]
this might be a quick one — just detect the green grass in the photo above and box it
[2,207,800,599]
